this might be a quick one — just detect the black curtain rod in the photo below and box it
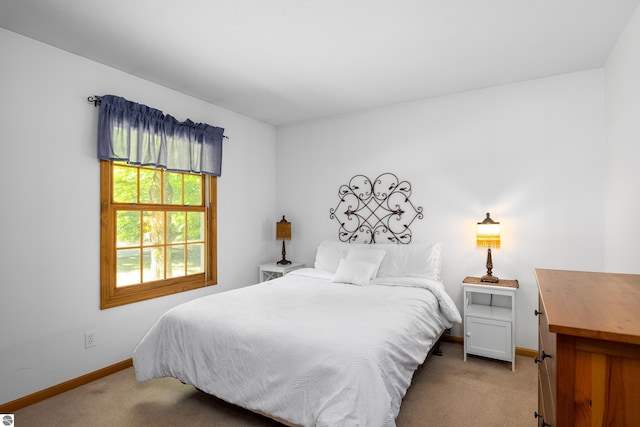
[87,96,229,139]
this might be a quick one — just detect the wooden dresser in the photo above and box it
[534,269,640,427]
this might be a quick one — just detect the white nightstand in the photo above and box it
[259,262,305,282]
[463,276,518,371]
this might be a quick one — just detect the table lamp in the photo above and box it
[477,212,500,283]
[276,215,292,265]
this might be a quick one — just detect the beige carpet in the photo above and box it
[14,342,537,426]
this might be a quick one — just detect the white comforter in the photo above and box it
[133,268,461,427]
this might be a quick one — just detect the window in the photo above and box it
[100,160,216,309]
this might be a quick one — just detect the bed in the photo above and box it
[133,240,461,426]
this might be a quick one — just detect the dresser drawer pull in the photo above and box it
[534,309,543,316]
[534,351,552,363]
[534,414,551,427]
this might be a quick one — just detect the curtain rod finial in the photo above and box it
[87,96,101,107]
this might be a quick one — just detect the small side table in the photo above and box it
[463,276,518,371]
[259,262,305,282]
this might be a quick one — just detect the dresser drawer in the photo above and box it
[538,327,556,399]
[538,371,556,427]
[538,296,557,392]
[537,293,557,426]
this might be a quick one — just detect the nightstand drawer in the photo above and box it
[465,316,512,361]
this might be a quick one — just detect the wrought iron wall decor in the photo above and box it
[329,173,423,244]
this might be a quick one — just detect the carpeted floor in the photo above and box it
[14,341,537,426]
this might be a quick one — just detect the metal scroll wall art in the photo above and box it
[330,173,423,244]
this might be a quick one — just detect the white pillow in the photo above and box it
[314,241,351,273]
[346,247,386,279]
[331,259,377,286]
[314,240,442,281]
[376,241,442,281]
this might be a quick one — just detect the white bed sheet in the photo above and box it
[133,268,461,427]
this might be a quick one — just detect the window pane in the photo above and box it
[168,245,186,278]
[113,164,138,203]
[168,212,185,243]
[187,243,205,274]
[164,172,183,205]
[139,168,162,204]
[184,174,202,205]
[143,211,165,246]
[116,211,141,247]
[116,248,141,287]
[143,246,164,282]
[102,160,216,309]
[187,212,204,242]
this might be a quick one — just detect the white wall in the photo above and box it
[0,28,278,405]
[604,4,640,273]
[277,70,606,351]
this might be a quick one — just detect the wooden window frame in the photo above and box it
[100,160,217,309]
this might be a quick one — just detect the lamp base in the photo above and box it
[481,248,499,283]
[481,274,499,283]
[277,240,291,265]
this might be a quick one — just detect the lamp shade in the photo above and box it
[276,216,291,241]
[477,212,500,248]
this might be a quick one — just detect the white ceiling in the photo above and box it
[1,0,638,125]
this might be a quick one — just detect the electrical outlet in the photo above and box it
[85,330,96,348]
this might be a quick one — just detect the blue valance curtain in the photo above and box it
[97,95,225,176]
